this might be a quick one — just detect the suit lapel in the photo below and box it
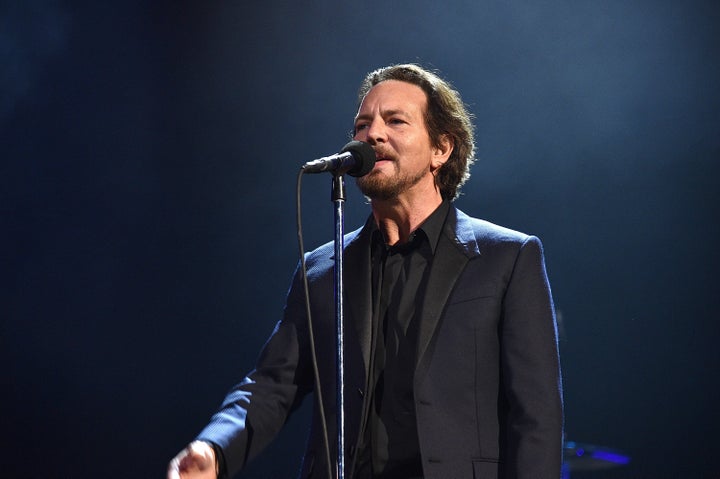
[415,208,480,371]
[342,222,375,381]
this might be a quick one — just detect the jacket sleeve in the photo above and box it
[500,235,564,478]
[195,264,314,478]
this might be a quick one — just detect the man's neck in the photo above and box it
[370,192,444,246]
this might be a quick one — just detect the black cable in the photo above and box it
[296,169,334,479]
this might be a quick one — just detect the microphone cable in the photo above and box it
[295,168,334,479]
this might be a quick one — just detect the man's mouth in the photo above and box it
[373,150,393,163]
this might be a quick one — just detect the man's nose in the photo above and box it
[363,118,387,145]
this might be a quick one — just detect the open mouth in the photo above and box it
[372,157,392,171]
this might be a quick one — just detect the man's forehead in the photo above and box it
[356,80,427,115]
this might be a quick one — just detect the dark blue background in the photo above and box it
[2,1,718,477]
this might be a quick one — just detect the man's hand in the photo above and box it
[167,441,218,479]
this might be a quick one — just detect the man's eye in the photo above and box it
[354,123,368,132]
[388,118,404,125]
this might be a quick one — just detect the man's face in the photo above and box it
[353,80,439,201]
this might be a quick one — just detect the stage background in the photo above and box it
[2,1,718,477]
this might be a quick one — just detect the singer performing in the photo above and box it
[168,64,563,479]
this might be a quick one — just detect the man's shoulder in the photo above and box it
[451,207,547,263]
[453,207,532,245]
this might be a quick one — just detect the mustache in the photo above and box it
[372,147,394,161]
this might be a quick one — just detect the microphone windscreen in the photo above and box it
[341,141,376,177]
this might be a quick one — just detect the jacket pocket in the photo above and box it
[447,282,498,305]
[472,458,500,479]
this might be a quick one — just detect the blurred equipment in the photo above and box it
[562,441,631,477]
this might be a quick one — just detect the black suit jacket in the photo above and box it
[198,207,563,479]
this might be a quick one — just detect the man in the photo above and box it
[168,64,563,479]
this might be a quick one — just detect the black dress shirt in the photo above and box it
[355,201,450,479]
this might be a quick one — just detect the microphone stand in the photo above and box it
[331,173,347,479]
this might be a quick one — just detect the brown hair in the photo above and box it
[357,64,475,201]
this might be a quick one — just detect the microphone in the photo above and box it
[301,141,376,177]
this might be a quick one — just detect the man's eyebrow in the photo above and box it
[382,109,410,118]
[354,112,373,123]
[354,109,410,123]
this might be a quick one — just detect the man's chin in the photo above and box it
[356,175,387,199]
[356,182,400,202]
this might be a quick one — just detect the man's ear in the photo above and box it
[431,134,454,172]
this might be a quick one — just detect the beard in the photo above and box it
[355,162,429,201]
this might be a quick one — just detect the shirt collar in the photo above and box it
[417,200,450,255]
[369,200,451,255]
